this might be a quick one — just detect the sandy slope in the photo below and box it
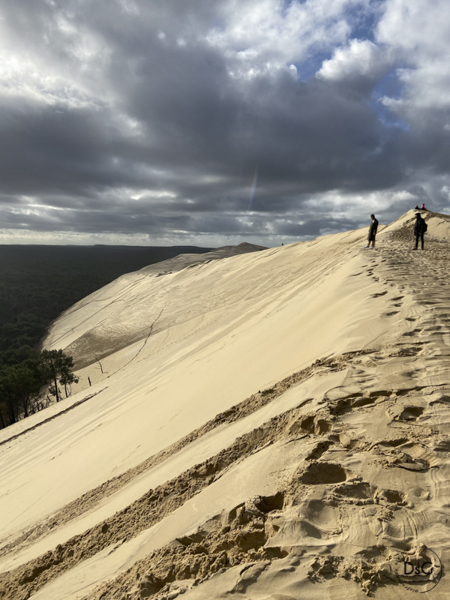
[0,210,449,599]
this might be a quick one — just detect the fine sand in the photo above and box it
[0,209,449,599]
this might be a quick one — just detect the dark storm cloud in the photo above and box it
[1,0,449,244]
[0,100,115,195]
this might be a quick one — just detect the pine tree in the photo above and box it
[40,349,79,403]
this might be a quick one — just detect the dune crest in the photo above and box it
[0,211,450,599]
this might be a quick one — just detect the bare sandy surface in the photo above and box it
[0,210,449,599]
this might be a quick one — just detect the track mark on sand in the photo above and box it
[0,390,105,449]
[0,350,369,586]
[0,394,326,600]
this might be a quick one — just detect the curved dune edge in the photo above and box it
[0,211,449,600]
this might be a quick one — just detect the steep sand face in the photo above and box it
[42,242,267,369]
[0,211,449,600]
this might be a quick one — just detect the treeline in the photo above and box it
[0,349,78,427]
[0,244,211,428]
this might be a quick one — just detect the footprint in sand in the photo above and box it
[398,406,424,420]
[388,404,425,421]
[371,291,388,298]
[375,438,409,449]
[402,328,422,336]
[374,488,406,505]
[297,462,347,485]
[333,481,376,501]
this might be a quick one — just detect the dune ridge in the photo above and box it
[0,210,449,599]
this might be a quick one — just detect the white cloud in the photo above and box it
[376,0,450,112]
[316,39,388,81]
[206,0,358,79]
[130,190,177,201]
[0,55,103,109]
[377,0,450,55]
[303,187,424,223]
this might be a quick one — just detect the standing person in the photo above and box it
[413,213,427,250]
[365,214,378,249]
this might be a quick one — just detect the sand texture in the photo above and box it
[0,210,449,599]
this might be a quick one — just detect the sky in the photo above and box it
[1,0,450,247]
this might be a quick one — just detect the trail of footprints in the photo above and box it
[364,238,450,360]
[84,379,443,600]
[98,322,450,597]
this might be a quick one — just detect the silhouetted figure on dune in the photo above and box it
[413,213,427,250]
[365,214,378,249]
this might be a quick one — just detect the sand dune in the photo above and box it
[0,210,449,599]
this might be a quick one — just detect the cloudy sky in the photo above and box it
[1,0,450,246]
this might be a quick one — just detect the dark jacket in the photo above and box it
[368,218,378,240]
[414,216,426,235]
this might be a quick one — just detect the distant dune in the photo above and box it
[1,211,449,599]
